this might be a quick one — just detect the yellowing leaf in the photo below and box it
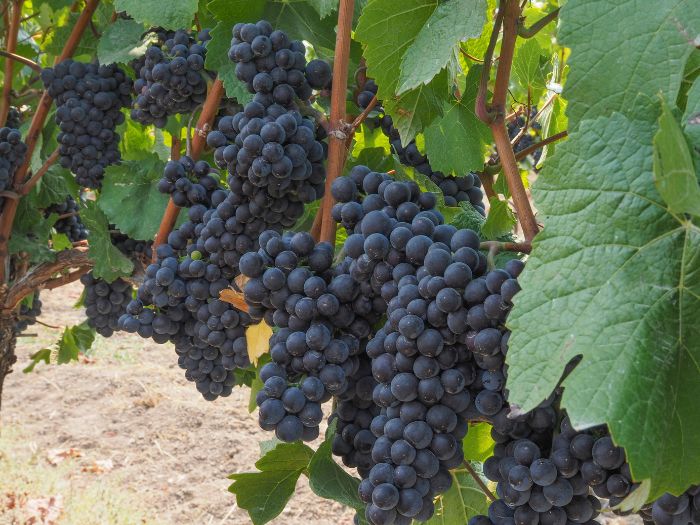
[246,322,273,366]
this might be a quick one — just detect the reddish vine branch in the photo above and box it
[0,0,23,126]
[0,0,100,283]
[3,248,92,311]
[318,0,355,246]
[151,78,224,260]
[0,50,41,73]
[19,147,60,195]
[478,0,540,242]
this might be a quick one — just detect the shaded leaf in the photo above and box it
[97,19,155,65]
[113,0,198,30]
[481,197,516,240]
[82,201,134,282]
[424,66,490,175]
[653,98,700,216]
[57,321,96,364]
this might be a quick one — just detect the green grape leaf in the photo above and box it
[23,349,52,373]
[229,441,313,525]
[113,0,198,30]
[209,0,337,55]
[481,197,516,240]
[98,154,169,241]
[397,0,486,94]
[51,232,72,252]
[205,21,254,104]
[424,468,490,525]
[462,423,496,462]
[512,38,547,101]
[42,13,98,58]
[424,66,490,175]
[559,0,699,127]
[307,420,363,514]
[306,0,338,18]
[682,77,700,147]
[356,0,451,145]
[449,201,486,233]
[118,120,149,161]
[81,201,134,283]
[30,165,72,208]
[653,98,700,216]
[506,110,700,498]
[97,19,154,65]
[57,321,96,363]
[9,200,56,264]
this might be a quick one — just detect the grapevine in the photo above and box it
[0,2,697,525]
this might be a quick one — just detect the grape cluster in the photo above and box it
[330,355,381,476]
[118,203,252,400]
[204,21,329,237]
[131,29,212,128]
[325,165,493,524]
[157,156,226,209]
[47,195,88,242]
[81,272,134,337]
[0,126,27,210]
[42,60,131,188]
[110,228,153,262]
[15,293,42,334]
[356,80,486,214]
[507,109,542,162]
[240,230,371,441]
[6,107,22,129]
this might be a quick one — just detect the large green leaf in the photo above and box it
[98,154,169,241]
[307,0,338,18]
[424,468,490,525]
[228,441,313,525]
[97,19,154,65]
[507,110,700,497]
[653,99,700,216]
[113,0,198,30]
[397,0,486,94]
[424,67,490,175]
[355,0,451,144]
[81,201,134,283]
[558,0,699,127]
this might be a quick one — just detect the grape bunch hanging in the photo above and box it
[41,60,132,188]
[131,29,212,128]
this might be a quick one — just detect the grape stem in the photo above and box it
[483,130,569,176]
[151,78,225,261]
[0,0,23,126]
[19,316,61,329]
[19,147,60,195]
[518,8,560,39]
[478,0,540,242]
[0,50,41,73]
[462,460,497,502]
[480,240,532,254]
[475,1,504,124]
[509,87,531,149]
[318,0,355,246]
[0,0,100,284]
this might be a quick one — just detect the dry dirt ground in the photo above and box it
[0,282,355,525]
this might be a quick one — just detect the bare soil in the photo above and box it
[1,282,355,525]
